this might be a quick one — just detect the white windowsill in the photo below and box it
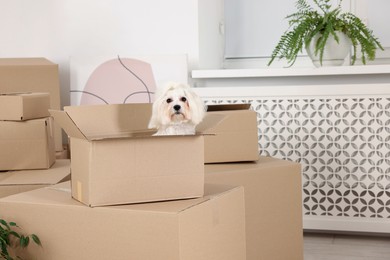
[191,64,390,79]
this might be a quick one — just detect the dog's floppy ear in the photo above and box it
[185,87,206,125]
[148,83,172,129]
[148,96,169,129]
[148,86,164,129]
[148,101,160,129]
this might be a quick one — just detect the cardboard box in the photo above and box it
[204,104,259,163]
[0,92,50,121]
[0,117,56,171]
[0,58,62,151]
[0,159,70,198]
[0,182,246,260]
[205,156,303,260]
[50,103,220,207]
[55,144,70,159]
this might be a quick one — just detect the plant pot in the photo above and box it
[306,31,352,67]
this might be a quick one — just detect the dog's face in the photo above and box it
[163,87,191,123]
[148,82,205,130]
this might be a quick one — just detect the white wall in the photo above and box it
[2,1,389,105]
[0,0,201,107]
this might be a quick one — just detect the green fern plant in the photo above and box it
[268,0,384,67]
[0,218,41,260]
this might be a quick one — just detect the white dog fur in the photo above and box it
[148,82,205,135]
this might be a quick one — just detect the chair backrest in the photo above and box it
[79,57,155,105]
[70,54,188,105]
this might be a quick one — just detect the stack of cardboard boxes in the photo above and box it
[0,61,304,259]
[0,59,71,199]
[0,92,55,171]
[0,58,64,154]
[0,103,247,260]
[0,94,70,198]
[204,104,304,260]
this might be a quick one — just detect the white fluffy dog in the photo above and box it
[148,82,205,135]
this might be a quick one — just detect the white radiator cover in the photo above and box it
[196,84,390,233]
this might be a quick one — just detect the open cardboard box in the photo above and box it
[0,58,62,151]
[0,117,56,171]
[50,103,222,207]
[0,182,246,260]
[204,104,259,163]
[0,159,70,198]
[0,92,50,121]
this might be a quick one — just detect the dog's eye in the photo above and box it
[181,97,187,102]
[166,98,173,103]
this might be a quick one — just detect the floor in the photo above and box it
[304,232,390,260]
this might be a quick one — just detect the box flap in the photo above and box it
[195,114,226,133]
[0,159,70,186]
[52,104,224,140]
[207,104,251,112]
[49,110,87,140]
[63,103,153,138]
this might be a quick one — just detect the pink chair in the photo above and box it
[73,56,156,105]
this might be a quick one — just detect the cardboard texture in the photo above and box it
[50,103,220,207]
[0,58,62,151]
[205,156,304,260]
[55,144,70,159]
[204,104,259,163]
[0,117,56,171]
[0,159,70,198]
[0,92,50,121]
[0,182,246,260]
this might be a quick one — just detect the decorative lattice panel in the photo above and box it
[206,97,390,219]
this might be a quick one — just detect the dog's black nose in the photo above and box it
[173,105,181,111]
